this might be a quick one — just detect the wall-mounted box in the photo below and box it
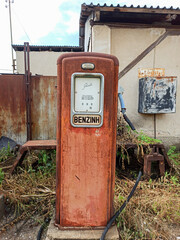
[138,77,177,114]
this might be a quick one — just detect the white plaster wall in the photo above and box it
[152,35,180,142]
[92,25,111,54]
[16,51,65,76]
[91,25,180,145]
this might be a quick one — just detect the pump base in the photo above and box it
[45,218,119,240]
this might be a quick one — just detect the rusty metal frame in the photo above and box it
[10,140,57,174]
[24,42,32,140]
[144,146,165,177]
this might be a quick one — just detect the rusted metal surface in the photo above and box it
[24,42,32,140]
[138,76,177,114]
[138,68,165,78]
[56,52,119,228]
[0,74,57,144]
[144,146,165,177]
[31,76,57,140]
[116,140,171,168]
[0,74,26,144]
[10,140,56,173]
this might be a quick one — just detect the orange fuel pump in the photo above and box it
[55,52,119,228]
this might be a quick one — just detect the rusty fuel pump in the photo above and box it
[55,52,119,229]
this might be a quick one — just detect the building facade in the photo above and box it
[80,4,180,146]
[12,4,180,146]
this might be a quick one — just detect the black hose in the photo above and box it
[123,113,136,130]
[37,224,44,240]
[37,217,51,240]
[100,171,142,240]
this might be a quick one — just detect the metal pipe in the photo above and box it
[154,114,156,139]
[24,42,32,140]
[8,0,15,73]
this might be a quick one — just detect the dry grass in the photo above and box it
[0,150,56,232]
[114,172,180,240]
[0,120,179,238]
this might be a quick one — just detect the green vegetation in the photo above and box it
[137,130,162,144]
[0,168,4,184]
[0,125,179,239]
[167,146,180,166]
[0,150,56,231]
[115,118,180,239]
[0,142,14,162]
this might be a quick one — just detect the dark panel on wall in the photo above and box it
[138,77,177,114]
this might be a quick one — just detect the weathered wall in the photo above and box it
[31,76,57,140]
[0,75,57,144]
[0,75,27,144]
[92,25,111,54]
[91,25,180,146]
[16,51,64,76]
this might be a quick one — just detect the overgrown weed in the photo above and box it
[0,142,14,162]
[114,172,180,240]
[0,150,56,232]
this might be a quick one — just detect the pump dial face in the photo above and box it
[74,77,100,113]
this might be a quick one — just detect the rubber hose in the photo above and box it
[118,93,135,130]
[37,224,44,240]
[123,113,136,130]
[37,218,51,240]
[100,171,142,240]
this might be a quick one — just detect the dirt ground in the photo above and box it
[0,215,47,240]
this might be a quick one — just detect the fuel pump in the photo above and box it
[55,52,119,229]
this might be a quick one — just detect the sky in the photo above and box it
[0,0,180,73]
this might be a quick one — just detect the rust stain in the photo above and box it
[56,53,119,228]
[0,75,26,144]
[0,75,57,144]
[138,68,165,78]
[31,76,57,140]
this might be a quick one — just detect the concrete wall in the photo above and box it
[91,25,180,146]
[16,51,64,76]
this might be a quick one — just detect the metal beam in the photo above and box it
[24,42,32,140]
[118,30,180,79]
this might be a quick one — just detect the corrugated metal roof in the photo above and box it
[79,3,180,47]
[12,44,83,52]
[82,3,179,10]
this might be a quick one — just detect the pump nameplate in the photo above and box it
[71,72,104,128]
[73,115,101,126]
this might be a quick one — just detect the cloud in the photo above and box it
[62,10,79,34]
[0,0,180,73]
[0,0,68,72]
[12,0,67,44]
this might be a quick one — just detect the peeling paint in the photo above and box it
[138,68,165,78]
[138,77,177,114]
